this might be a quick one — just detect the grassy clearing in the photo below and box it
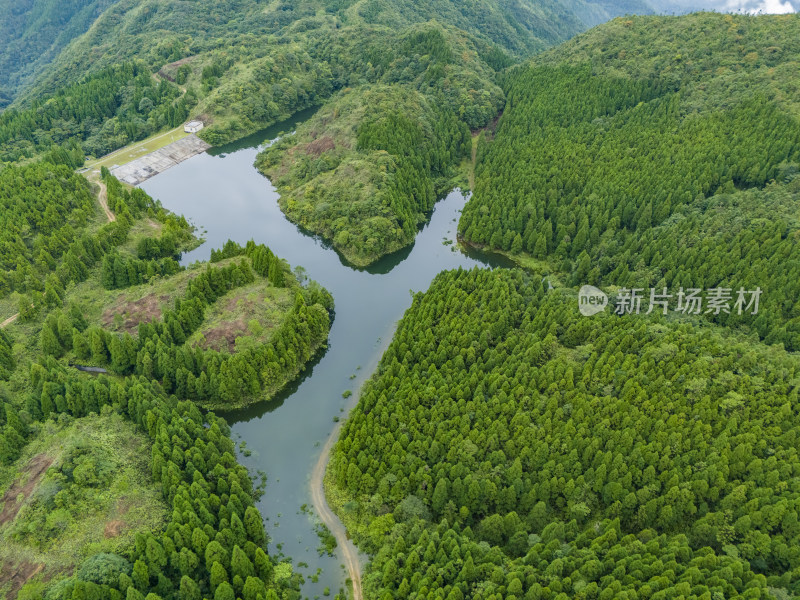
[65,261,205,336]
[56,256,289,348]
[0,411,167,597]
[1,216,195,376]
[186,280,293,353]
[81,126,189,173]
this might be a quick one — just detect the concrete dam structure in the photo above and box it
[110,134,211,186]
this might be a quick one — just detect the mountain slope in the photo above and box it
[460,12,800,346]
[1,0,657,268]
[329,267,800,599]
[0,0,121,108]
[254,22,500,266]
[11,0,654,105]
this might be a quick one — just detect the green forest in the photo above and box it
[2,2,800,600]
[0,160,334,597]
[0,0,662,271]
[0,0,120,108]
[459,13,800,348]
[0,0,656,212]
[256,22,506,265]
[328,267,800,599]
[0,163,194,310]
[4,0,652,107]
[319,11,800,600]
[0,62,192,163]
[2,363,298,600]
[46,239,333,410]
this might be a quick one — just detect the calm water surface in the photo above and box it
[141,110,513,598]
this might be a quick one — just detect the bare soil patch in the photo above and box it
[0,560,46,600]
[201,317,248,352]
[104,520,126,538]
[165,55,197,69]
[158,55,198,81]
[0,454,54,527]
[102,294,167,333]
[96,180,115,222]
[0,313,19,328]
[104,497,131,538]
[304,136,336,156]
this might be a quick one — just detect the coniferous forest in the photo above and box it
[459,13,800,347]
[320,10,800,600]
[329,268,800,599]
[1,2,800,600]
[0,163,332,597]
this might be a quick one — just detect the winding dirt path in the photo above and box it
[0,313,19,328]
[0,176,113,329]
[310,422,363,600]
[97,180,115,222]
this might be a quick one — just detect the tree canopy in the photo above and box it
[330,267,800,599]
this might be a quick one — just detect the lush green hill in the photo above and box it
[3,0,656,152]
[0,0,121,108]
[460,12,800,346]
[571,173,800,350]
[321,15,800,597]
[11,0,653,104]
[256,22,499,266]
[0,0,656,266]
[0,412,168,593]
[561,0,658,27]
[328,267,800,599]
[0,62,191,163]
[0,163,332,598]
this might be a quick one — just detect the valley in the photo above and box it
[1,2,799,600]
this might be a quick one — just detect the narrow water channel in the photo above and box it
[140,111,513,598]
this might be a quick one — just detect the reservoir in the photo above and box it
[140,110,512,598]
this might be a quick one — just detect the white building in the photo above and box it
[184,120,204,133]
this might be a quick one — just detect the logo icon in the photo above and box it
[578,285,608,316]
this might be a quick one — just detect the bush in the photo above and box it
[77,553,132,586]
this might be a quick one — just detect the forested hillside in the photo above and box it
[328,267,800,599]
[257,23,498,265]
[6,4,800,599]
[460,12,800,347]
[0,0,120,108]
[11,0,652,104]
[0,163,333,597]
[0,0,659,267]
[0,162,194,304]
[0,63,191,163]
[0,0,656,168]
[575,174,800,350]
[1,364,296,600]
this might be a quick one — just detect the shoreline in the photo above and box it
[308,325,395,600]
[109,134,211,186]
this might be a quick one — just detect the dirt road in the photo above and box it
[1,177,112,329]
[97,179,115,222]
[0,313,19,328]
[469,133,478,190]
[310,421,363,600]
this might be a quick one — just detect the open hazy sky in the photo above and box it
[658,0,797,13]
